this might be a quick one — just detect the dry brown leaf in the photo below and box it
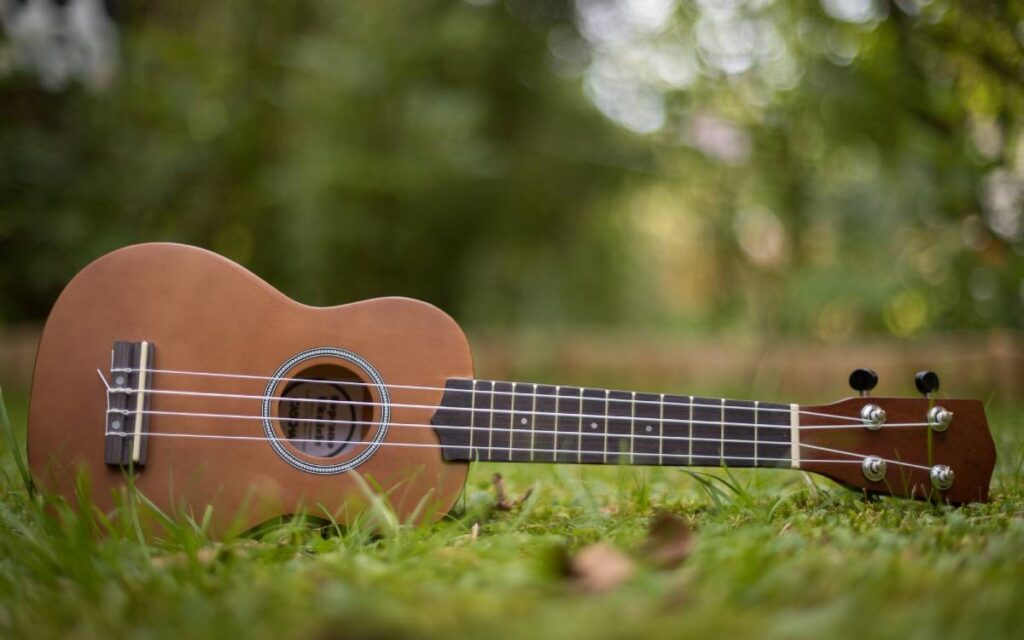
[566,542,636,593]
[491,473,533,510]
[640,512,694,569]
[151,545,221,568]
[150,540,261,568]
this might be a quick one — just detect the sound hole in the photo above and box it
[275,363,370,458]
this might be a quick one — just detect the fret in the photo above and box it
[555,386,582,463]
[603,390,610,463]
[486,380,496,460]
[471,380,493,462]
[533,384,559,463]
[661,394,691,466]
[580,388,606,464]
[633,392,662,465]
[577,389,584,463]
[723,399,757,467]
[490,381,513,462]
[753,401,759,465]
[626,391,634,460]
[719,398,726,465]
[510,382,533,462]
[630,392,636,463]
[659,394,665,465]
[468,380,476,456]
[607,390,632,464]
[756,401,792,468]
[690,397,722,465]
[529,384,538,461]
[687,396,693,465]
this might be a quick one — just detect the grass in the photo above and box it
[0,387,1022,640]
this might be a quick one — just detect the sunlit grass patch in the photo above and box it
[0,390,1021,639]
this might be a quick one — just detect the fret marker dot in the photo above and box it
[590,422,598,430]
[520,417,528,425]
[645,424,653,432]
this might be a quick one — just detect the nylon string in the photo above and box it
[97,371,934,473]
[112,366,867,424]
[104,430,920,469]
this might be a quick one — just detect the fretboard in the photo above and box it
[430,379,794,468]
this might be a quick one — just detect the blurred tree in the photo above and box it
[571,0,1024,336]
[0,0,640,326]
[1,0,1023,338]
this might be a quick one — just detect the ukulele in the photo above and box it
[27,243,997,533]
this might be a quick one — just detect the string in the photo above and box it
[102,429,933,472]
[97,372,937,474]
[104,386,930,432]
[108,407,929,468]
[111,366,865,424]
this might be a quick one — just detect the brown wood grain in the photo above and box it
[801,397,996,504]
[28,243,472,534]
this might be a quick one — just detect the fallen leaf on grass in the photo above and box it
[565,542,636,593]
[640,512,694,569]
[151,546,222,568]
[492,473,533,510]
[151,540,261,568]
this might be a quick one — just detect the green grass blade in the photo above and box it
[0,384,32,495]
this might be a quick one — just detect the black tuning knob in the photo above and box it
[849,368,879,396]
[915,371,940,397]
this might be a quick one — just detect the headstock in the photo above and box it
[799,370,996,504]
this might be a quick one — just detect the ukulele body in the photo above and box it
[28,243,472,533]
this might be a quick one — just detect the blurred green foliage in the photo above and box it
[1,0,1022,338]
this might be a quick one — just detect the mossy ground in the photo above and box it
[1,390,1021,640]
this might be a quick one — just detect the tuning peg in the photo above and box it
[849,368,878,396]
[915,371,940,397]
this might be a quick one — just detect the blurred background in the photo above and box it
[1,0,1022,405]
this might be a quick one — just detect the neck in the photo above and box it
[430,378,797,468]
